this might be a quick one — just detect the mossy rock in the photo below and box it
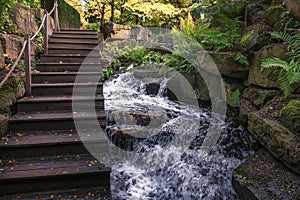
[278,100,300,134]
[242,86,280,108]
[248,112,300,174]
[248,44,288,89]
[0,74,25,114]
[265,4,286,29]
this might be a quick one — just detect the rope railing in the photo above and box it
[30,14,47,41]
[0,0,60,96]
[0,41,28,89]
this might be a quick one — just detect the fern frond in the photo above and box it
[277,73,293,99]
[261,57,289,71]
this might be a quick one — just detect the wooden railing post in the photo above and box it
[44,10,49,55]
[54,0,59,32]
[24,34,31,96]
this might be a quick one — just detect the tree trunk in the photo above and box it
[100,4,106,27]
[120,7,124,24]
[110,0,115,23]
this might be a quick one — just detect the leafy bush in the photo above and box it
[261,32,300,99]
[234,53,249,66]
[0,0,41,33]
[230,89,240,108]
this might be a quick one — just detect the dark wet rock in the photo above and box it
[232,148,300,200]
[239,99,256,127]
[248,112,300,174]
[283,0,300,22]
[106,127,174,152]
[245,0,272,26]
[245,29,270,51]
[248,44,287,89]
[265,3,287,30]
[209,51,250,80]
[145,82,160,96]
[107,111,164,129]
[242,86,280,108]
[278,100,300,134]
[223,79,245,108]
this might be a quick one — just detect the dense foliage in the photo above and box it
[261,31,300,99]
[41,0,81,28]
[85,0,193,27]
[0,0,40,33]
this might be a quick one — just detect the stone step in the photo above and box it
[9,111,106,132]
[0,153,110,195]
[36,63,103,72]
[49,37,99,44]
[17,95,104,112]
[40,55,101,63]
[48,47,99,55]
[0,130,108,158]
[48,42,98,49]
[0,186,111,200]
[31,82,103,96]
[51,33,98,39]
[32,72,102,83]
[58,29,98,34]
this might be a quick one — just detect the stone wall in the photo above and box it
[0,74,25,136]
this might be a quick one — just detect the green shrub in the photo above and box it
[234,53,249,66]
[261,32,300,99]
[41,0,80,28]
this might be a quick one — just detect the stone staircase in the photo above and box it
[0,29,110,196]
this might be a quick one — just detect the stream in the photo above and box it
[104,72,254,200]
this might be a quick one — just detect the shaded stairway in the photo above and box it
[0,29,110,196]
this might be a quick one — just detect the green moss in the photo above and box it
[278,100,300,134]
[0,76,24,113]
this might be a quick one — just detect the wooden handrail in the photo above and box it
[0,2,60,96]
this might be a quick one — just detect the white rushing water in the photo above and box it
[104,72,254,200]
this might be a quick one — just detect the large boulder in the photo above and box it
[130,26,151,43]
[283,0,300,22]
[248,44,288,88]
[265,3,287,30]
[0,34,23,61]
[248,112,300,174]
[246,0,272,26]
[278,100,300,134]
[10,3,38,34]
[209,52,250,80]
[0,43,4,70]
[0,34,36,61]
[242,86,280,108]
